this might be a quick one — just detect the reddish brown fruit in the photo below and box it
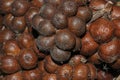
[87,63,97,80]
[38,61,46,74]
[11,0,30,16]
[3,39,21,57]
[112,18,120,38]
[31,0,45,8]
[111,59,120,69]
[73,37,81,52]
[97,70,113,80]
[0,0,15,13]
[42,73,57,80]
[88,52,101,64]
[111,6,120,19]
[81,32,99,56]
[0,29,15,43]
[10,16,26,33]
[5,71,23,80]
[69,55,87,66]
[98,38,120,63]
[44,56,59,73]
[56,64,72,80]
[19,48,38,69]
[72,63,89,80]
[25,7,39,27]
[89,18,114,43]
[32,14,44,30]
[89,0,107,10]
[23,68,41,80]
[0,55,20,74]
[3,14,14,29]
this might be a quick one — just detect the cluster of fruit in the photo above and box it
[0,0,120,80]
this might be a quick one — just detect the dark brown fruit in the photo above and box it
[89,18,114,43]
[97,70,113,80]
[112,18,120,38]
[0,55,20,74]
[55,29,76,50]
[86,63,97,80]
[3,39,21,57]
[44,56,59,73]
[31,0,45,8]
[68,16,86,37]
[0,29,15,43]
[89,0,107,10]
[19,48,38,69]
[25,7,39,27]
[32,14,44,30]
[52,12,68,29]
[111,6,120,19]
[42,73,57,80]
[37,20,56,36]
[23,68,41,80]
[10,16,26,33]
[40,3,56,19]
[81,32,99,56]
[36,35,55,52]
[69,55,87,67]
[0,0,15,13]
[50,46,71,63]
[3,14,14,28]
[5,71,23,80]
[56,64,72,80]
[72,63,89,80]
[98,38,120,63]
[11,0,30,16]
[61,0,78,17]
[76,6,92,22]
[17,32,34,49]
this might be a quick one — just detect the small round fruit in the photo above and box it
[40,3,56,19]
[36,35,55,52]
[72,63,89,80]
[80,32,99,56]
[11,0,30,16]
[98,38,120,63]
[111,6,120,19]
[61,0,78,17]
[5,71,23,80]
[52,12,68,29]
[0,55,20,74]
[76,6,92,22]
[68,16,86,37]
[56,64,72,80]
[37,20,56,36]
[31,0,45,8]
[44,56,59,73]
[19,48,38,69]
[55,29,76,50]
[89,18,114,43]
[50,46,71,63]
[23,68,41,80]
